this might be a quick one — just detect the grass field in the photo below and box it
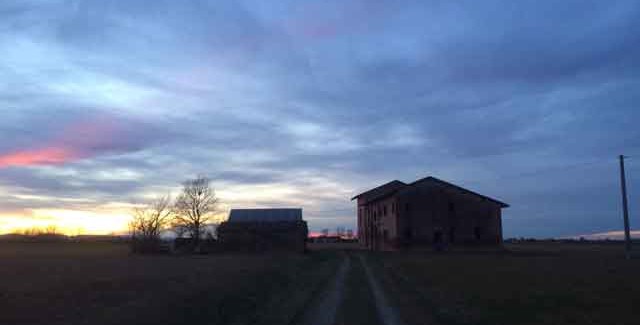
[1,242,639,325]
[370,243,640,325]
[0,242,339,325]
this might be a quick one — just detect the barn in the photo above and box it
[353,176,509,251]
[217,208,308,252]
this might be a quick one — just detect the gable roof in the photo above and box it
[351,180,407,202]
[352,176,509,208]
[408,176,509,208]
[228,208,303,223]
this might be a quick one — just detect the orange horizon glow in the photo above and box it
[0,209,132,236]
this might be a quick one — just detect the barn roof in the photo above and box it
[352,176,509,208]
[351,180,407,201]
[409,176,509,208]
[228,208,303,223]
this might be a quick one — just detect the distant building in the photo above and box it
[217,208,308,252]
[353,176,509,251]
[308,235,342,243]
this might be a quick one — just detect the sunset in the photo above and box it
[1,1,639,324]
[1,1,639,239]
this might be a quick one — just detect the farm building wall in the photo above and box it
[358,195,399,251]
[395,181,503,247]
[217,220,308,252]
[357,178,506,251]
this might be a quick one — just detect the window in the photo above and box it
[383,205,387,216]
[433,230,443,244]
[474,226,482,240]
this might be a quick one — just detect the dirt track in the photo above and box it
[358,254,404,325]
[296,252,404,325]
[295,254,350,325]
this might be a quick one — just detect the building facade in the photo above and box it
[354,177,509,251]
[217,208,308,252]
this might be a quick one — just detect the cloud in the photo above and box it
[0,1,639,236]
[0,147,76,168]
[572,230,640,240]
[0,111,162,168]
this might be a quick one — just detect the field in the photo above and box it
[1,242,639,325]
[369,243,640,325]
[0,242,340,325]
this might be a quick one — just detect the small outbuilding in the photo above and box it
[217,208,308,252]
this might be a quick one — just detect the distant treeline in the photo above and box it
[0,225,127,243]
[505,237,640,244]
[0,232,127,243]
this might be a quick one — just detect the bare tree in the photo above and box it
[172,223,189,238]
[173,176,219,249]
[129,195,173,253]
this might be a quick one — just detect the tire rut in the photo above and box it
[357,254,405,325]
[294,254,350,325]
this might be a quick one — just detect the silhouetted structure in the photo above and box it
[217,208,308,252]
[353,176,509,251]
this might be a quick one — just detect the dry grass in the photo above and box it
[372,242,640,325]
[4,241,637,325]
[0,242,338,325]
[307,242,362,251]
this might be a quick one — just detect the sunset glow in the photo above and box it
[0,209,131,236]
[0,147,78,168]
[1,1,639,239]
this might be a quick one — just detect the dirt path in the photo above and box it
[357,254,405,325]
[295,252,404,325]
[295,254,351,325]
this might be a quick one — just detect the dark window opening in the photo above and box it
[433,230,443,244]
[474,226,482,240]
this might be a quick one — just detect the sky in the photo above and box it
[1,0,639,238]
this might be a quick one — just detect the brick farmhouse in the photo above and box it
[353,176,509,250]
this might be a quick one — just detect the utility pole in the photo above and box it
[619,155,632,259]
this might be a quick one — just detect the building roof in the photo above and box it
[351,180,407,202]
[352,176,509,208]
[409,176,509,208]
[228,208,303,223]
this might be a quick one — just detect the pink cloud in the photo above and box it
[0,113,152,168]
[0,147,80,168]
